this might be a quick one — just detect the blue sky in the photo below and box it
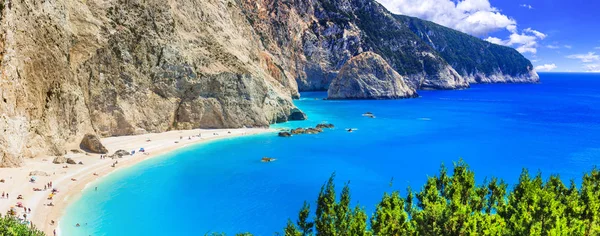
[375,0,600,72]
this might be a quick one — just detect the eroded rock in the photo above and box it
[80,134,108,154]
[53,156,67,164]
[328,52,418,100]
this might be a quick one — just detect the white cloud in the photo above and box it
[376,0,516,36]
[546,45,560,49]
[595,47,600,50]
[375,0,546,54]
[485,30,546,54]
[524,28,546,39]
[534,64,557,72]
[520,4,533,9]
[567,52,599,63]
[584,64,600,72]
[564,45,572,49]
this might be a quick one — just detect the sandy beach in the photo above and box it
[0,127,273,235]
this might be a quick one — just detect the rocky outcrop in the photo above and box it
[289,108,307,121]
[316,123,334,129]
[0,0,301,167]
[328,52,417,100]
[278,132,292,137]
[80,134,108,154]
[66,158,77,165]
[52,156,67,164]
[109,150,131,159]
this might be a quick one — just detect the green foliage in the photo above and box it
[285,160,600,236]
[0,215,44,236]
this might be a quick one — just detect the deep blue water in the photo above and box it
[61,73,600,235]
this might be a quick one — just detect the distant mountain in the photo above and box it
[395,14,539,84]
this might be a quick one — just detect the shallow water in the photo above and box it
[61,73,600,235]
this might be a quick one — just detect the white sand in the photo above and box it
[0,127,273,235]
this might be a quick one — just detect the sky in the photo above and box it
[375,0,600,72]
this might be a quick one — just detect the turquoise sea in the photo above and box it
[61,73,600,235]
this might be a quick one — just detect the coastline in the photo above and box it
[0,127,273,235]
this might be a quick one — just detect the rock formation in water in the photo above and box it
[0,0,538,167]
[328,52,417,99]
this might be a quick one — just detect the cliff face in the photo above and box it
[241,0,537,92]
[328,52,417,99]
[0,0,539,167]
[0,0,299,167]
[241,0,468,92]
[396,15,540,84]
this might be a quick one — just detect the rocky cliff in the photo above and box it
[241,0,537,91]
[0,0,300,167]
[328,52,417,99]
[0,0,538,167]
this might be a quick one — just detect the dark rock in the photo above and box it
[109,149,131,159]
[289,108,307,120]
[52,156,67,164]
[66,158,77,165]
[278,132,292,137]
[291,128,306,135]
[79,134,108,154]
[305,128,322,134]
[316,123,335,129]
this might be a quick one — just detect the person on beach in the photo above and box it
[2,192,4,198]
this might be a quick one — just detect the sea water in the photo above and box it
[61,73,600,235]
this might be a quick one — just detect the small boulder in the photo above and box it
[79,134,108,154]
[305,128,323,134]
[66,158,77,165]
[291,128,306,135]
[109,149,130,159]
[316,123,335,129]
[53,156,67,164]
[289,108,307,121]
[278,132,292,137]
[29,171,50,176]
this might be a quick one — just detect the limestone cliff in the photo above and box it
[328,52,417,99]
[0,0,299,167]
[241,0,537,92]
[0,0,539,167]
[240,0,468,92]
